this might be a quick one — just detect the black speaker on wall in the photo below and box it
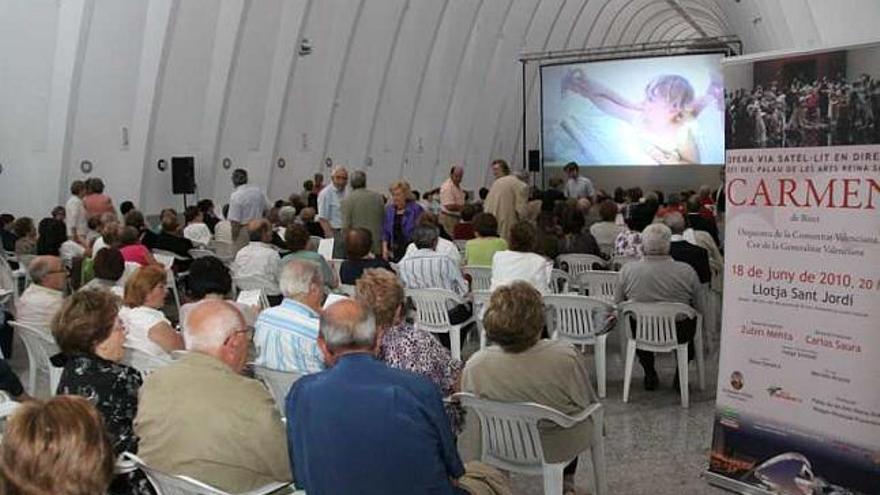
[527,149,541,172]
[171,156,196,194]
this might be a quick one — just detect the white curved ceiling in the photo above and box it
[1,0,878,215]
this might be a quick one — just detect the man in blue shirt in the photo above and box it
[286,298,468,495]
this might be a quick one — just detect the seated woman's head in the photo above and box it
[598,199,618,222]
[0,396,115,495]
[641,223,672,256]
[186,256,231,301]
[560,207,585,236]
[184,205,202,225]
[118,226,140,247]
[53,288,125,362]
[508,221,537,253]
[460,204,477,223]
[123,210,145,231]
[36,218,67,256]
[355,268,404,330]
[124,264,167,309]
[472,213,498,238]
[160,209,180,234]
[284,224,310,252]
[483,281,544,353]
[345,228,373,261]
[12,217,34,239]
[92,248,125,282]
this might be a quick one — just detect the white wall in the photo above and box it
[3,0,880,217]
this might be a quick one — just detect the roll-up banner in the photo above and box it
[707,43,880,495]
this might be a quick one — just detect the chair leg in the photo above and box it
[622,341,636,403]
[595,335,607,399]
[590,408,607,495]
[695,328,706,391]
[676,345,689,408]
[450,327,461,361]
[543,463,565,495]
[617,319,627,365]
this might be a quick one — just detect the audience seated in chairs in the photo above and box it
[664,213,711,285]
[120,265,183,358]
[15,255,66,331]
[135,300,290,492]
[404,212,461,265]
[355,268,464,433]
[452,204,477,241]
[52,288,152,495]
[253,259,325,375]
[182,205,212,247]
[558,206,602,257]
[91,212,121,256]
[0,396,116,495]
[81,247,126,296]
[152,209,193,271]
[614,223,706,391]
[398,224,472,349]
[463,212,507,267]
[490,221,553,295]
[463,281,599,495]
[286,298,508,495]
[180,256,257,326]
[232,219,282,304]
[0,213,17,252]
[685,195,720,248]
[339,228,393,285]
[280,223,337,291]
[119,226,158,267]
[589,200,624,257]
[12,217,36,259]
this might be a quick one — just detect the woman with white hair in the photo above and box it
[614,223,705,391]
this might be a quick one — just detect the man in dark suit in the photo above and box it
[665,212,711,284]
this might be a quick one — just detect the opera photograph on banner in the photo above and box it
[708,43,880,495]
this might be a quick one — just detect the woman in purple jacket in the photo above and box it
[382,180,423,262]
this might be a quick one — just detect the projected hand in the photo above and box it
[645,144,682,165]
[561,68,588,97]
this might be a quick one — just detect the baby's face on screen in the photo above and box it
[643,95,682,124]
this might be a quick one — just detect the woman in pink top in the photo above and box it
[82,178,115,219]
[118,226,157,267]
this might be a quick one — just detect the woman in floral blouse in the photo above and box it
[355,267,464,433]
[52,288,152,495]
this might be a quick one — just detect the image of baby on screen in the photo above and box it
[542,54,725,166]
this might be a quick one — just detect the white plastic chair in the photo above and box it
[188,248,215,259]
[544,294,615,398]
[454,392,606,495]
[9,322,62,397]
[406,288,474,361]
[574,270,619,304]
[337,284,356,296]
[549,269,571,294]
[253,365,301,418]
[121,452,292,495]
[122,346,172,376]
[619,302,705,407]
[462,266,492,292]
[471,290,491,349]
[453,239,467,252]
[556,254,606,276]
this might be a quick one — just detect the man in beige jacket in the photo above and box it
[483,159,530,242]
[135,300,291,492]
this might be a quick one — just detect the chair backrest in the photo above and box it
[407,288,461,333]
[556,254,606,276]
[9,322,61,396]
[549,269,570,294]
[122,453,230,495]
[337,284,356,296]
[454,392,571,475]
[462,266,492,292]
[122,347,172,376]
[544,294,615,343]
[151,250,177,269]
[575,270,620,303]
[188,248,215,259]
[253,365,301,416]
[454,239,467,252]
[609,255,639,271]
[619,302,697,347]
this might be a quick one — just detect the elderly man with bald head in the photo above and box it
[15,255,66,331]
[231,218,282,303]
[286,298,470,494]
[135,300,291,493]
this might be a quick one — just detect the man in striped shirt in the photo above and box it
[253,259,325,374]
[398,225,472,349]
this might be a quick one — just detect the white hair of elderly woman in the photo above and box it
[320,300,377,352]
[279,259,323,299]
[642,223,672,256]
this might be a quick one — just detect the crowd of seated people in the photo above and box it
[0,163,726,494]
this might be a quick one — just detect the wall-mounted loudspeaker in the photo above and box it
[171,156,196,195]
[527,149,540,172]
